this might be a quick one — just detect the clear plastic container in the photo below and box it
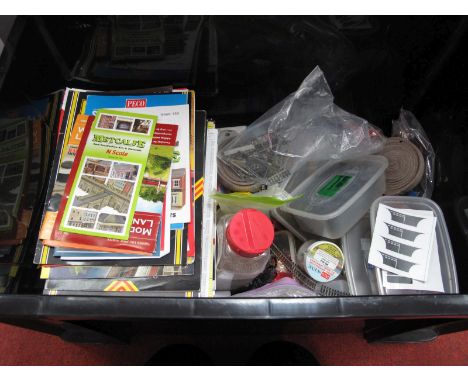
[370,196,459,295]
[216,209,274,291]
[272,209,377,296]
[341,216,379,296]
[271,208,310,242]
[281,155,388,239]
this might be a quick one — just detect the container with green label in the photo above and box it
[281,156,388,239]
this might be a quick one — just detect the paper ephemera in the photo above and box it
[368,204,436,281]
[113,105,191,225]
[382,235,444,292]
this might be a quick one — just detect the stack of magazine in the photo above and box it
[0,93,62,293]
[34,87,213,297]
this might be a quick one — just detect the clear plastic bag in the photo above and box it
[218,66,386,186]
[392,109,435,198]
[232,277,318,298]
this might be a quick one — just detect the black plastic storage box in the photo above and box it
[1,16,468,344]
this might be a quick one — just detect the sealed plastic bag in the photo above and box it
[218,66,386,186]
[392,109,435,198]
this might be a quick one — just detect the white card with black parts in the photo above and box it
[382,236,444,292]
[368,204,437,281]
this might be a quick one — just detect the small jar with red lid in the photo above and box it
[216,209,275,291]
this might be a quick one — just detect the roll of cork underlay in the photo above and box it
[380,137,425,195]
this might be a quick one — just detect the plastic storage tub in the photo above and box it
[370,196,459,295]
[4,17,468,344]
[272,209,361,296]
[281,155,388,239]
[341,216,379,296]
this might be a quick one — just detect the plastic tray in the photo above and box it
[272,210,355,296]
[341,216,379,296]
[370,196,459,295]
[281,155,388,239]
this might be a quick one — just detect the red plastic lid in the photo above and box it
[226,209,274,258]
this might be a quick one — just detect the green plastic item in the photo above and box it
[211,189,302,214]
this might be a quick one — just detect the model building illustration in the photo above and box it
[96,213,127,233]
[110,163,138,181]
[132,119,151,134]
[67,208,98,229]
[73,175,133,215]
[115,118,133,131]
[171,168,186,208]
[64,155,140,234]
[83,159,111,177]
[97,114,116,129]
